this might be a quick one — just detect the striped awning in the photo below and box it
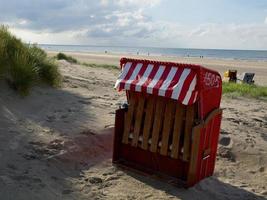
[115,59,199,105]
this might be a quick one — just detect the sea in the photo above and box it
[40,44,267,61]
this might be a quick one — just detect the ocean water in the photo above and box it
[40,44,267,61]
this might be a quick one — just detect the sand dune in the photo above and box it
[0,58,266,199]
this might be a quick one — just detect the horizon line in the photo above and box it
[38,43,267,52]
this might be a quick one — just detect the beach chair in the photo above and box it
[239,72,255,84]
[224,70,237,83]
[113,58,223,187]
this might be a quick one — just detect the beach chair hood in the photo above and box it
[115,58,221,107]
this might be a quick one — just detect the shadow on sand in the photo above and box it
[0,82,266,200]
[0,82,111,199]
[122,169,266,200]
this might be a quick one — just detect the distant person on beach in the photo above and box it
[105,50,107,54]
[137,51,139,55]
[148,52,150,56]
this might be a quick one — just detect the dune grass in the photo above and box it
[0,25,61,95]
[56,52,78,64]
[222,82,267,100]
[6,49,39,95]
[81,62,119,70]
[55,52,118,70]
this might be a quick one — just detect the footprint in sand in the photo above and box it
[9,140,20,150]
[245,134,256,147]
[218,149,236,162]
[46,115,56,122]
[0,175,14,185]
[62,189,73,195]
[252,117,264,123]
[23,139,64,160]
[219,136,231,146]
[227,117,240,124]
[218,136,235,162]
[259,167,265,173]
[47,139,64,151]
[46,110,70,122]
[6,163,17,171]
[60,114,68,119]
[220,129,230,135]
[88,177,103,184]
[104,175,120,182]
[78,99,91,105]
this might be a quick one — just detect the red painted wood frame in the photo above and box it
[113,58,223,187]
[112,96,222,187]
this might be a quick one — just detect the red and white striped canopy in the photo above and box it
[115,59,199,105]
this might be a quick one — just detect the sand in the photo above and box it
[0,53,266,200]
[48,51,267,86]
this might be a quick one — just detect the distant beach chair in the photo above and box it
[224,70,237,83]
[238,72,255,84]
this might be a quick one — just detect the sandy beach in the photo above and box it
[48,51,267,85]
[0,52,266,200]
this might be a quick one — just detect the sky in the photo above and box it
[1,0,267,50]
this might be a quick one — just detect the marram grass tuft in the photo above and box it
[0,25,61,95]
[6,50,39,96]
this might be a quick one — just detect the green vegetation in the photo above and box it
[222,82,267,100]
[0,25,61,95]
[55,52,118,70]
[56,52,78,64]
[82,62,119,70]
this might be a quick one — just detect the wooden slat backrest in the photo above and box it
[160,100,176,156]
[122,93,137,144]
[122,91,197,160]
[150,98,165,153]
[171,103,186,159]
[141,97,155,150]
[132,97,145,147]
[182,105,195,161]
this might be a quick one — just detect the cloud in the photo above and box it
[1,0,165,49]
[174,23,267,50]
[0,0,162,46]
[116,0,161,7]
[1,0,267,50]
[0,0,159,32]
